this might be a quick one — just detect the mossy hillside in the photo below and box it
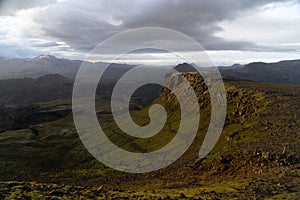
[0,74,299,198]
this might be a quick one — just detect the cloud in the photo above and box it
[31,41,61,47]
[0,0,299,59]
[217,0,300,51]
[33,0,295,51]
[0,0,56,15]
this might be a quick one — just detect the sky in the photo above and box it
[0,0,299,66]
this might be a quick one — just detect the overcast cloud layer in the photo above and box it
[0,0,299,64]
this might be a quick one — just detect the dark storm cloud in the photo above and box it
[123,0,292,50]
[0,0,296,53]
[32,0,292,52]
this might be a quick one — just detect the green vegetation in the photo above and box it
[0,74,299,199]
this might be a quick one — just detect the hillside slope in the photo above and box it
[0,74,299,199]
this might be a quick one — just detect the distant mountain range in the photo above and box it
[0,55,133,80]
[175,60,300,85]
[0,55,79,79]
[1,55,299,85]
[219,60,300,85]
[0,56,299,106]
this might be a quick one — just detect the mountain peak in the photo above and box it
[174,63,197,72]
[33,54,57,61]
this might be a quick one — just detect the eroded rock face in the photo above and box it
[160,72,299,180]
[160,72,208,110]
[162,72,262,122]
